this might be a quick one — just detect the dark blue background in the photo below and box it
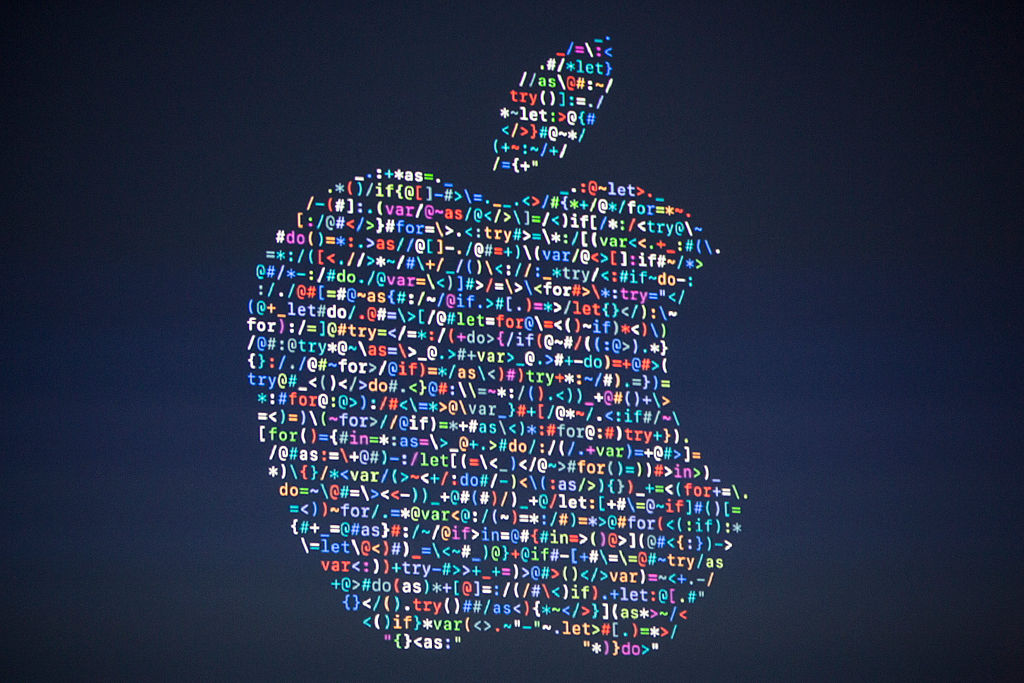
[3,2,1022,680]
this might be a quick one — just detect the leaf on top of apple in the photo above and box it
[493,37,613,173]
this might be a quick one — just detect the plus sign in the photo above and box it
[310,523,320,533]
[266,303,276,312]
[384,168,394,178]
[331,580,342,589]
[511,549,520,559]
[528,496,538,506]
[425,259,435,269]
[585,445,596,455]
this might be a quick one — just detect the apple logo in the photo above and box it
[247,36,746,656]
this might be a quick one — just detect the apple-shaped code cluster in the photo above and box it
[246,169,746,655]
